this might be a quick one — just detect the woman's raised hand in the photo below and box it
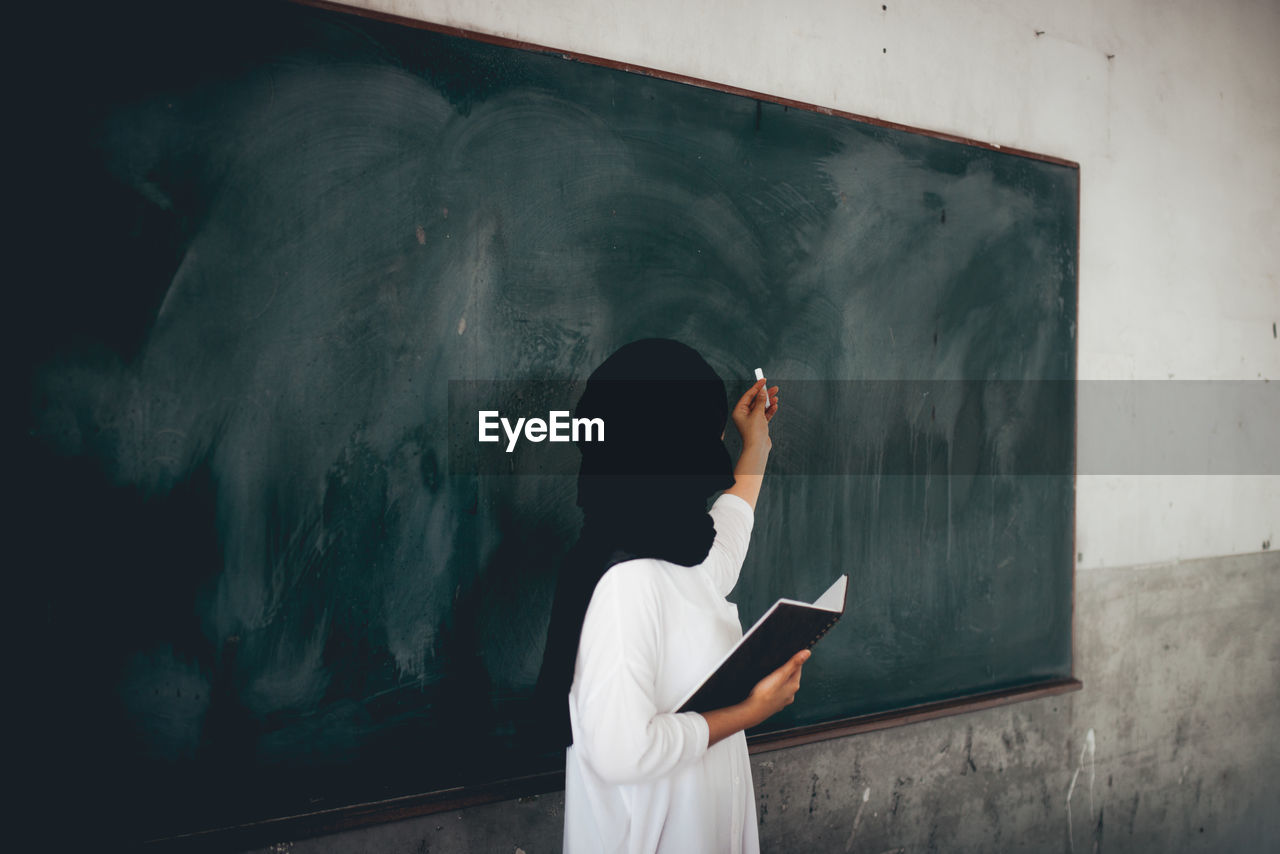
[730,378,780,451]
[724,377,780,510]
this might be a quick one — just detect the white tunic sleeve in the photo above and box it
[700,493,755,598]
[571,563,711,785]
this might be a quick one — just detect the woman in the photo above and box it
[538,339,808,853]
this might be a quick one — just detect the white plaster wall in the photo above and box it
[340,0,1279,567]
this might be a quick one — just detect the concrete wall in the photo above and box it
[254,550,1279,853]
[249,0,1279,850]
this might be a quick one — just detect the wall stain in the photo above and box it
[962,726,977,774]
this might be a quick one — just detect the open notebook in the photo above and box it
[674,574,848,714]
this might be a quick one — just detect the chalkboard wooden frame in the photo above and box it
[106,1,1083,847]
[300,0,1080,170]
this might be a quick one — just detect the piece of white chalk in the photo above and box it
[754,368,769,408]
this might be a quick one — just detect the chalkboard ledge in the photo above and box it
[146,679,1081,851]
[747,678,1084,754]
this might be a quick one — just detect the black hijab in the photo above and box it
[534,339,737,748]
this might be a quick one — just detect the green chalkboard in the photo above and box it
[17,0,1076,844]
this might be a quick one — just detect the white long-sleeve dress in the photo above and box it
[564,493,759,854]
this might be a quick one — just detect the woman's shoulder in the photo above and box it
[596,557,669,592]
[598,556,701,603]
[594,556,721,612]
[584,560,675,624]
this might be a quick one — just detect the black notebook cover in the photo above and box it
[676,575,848,714]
